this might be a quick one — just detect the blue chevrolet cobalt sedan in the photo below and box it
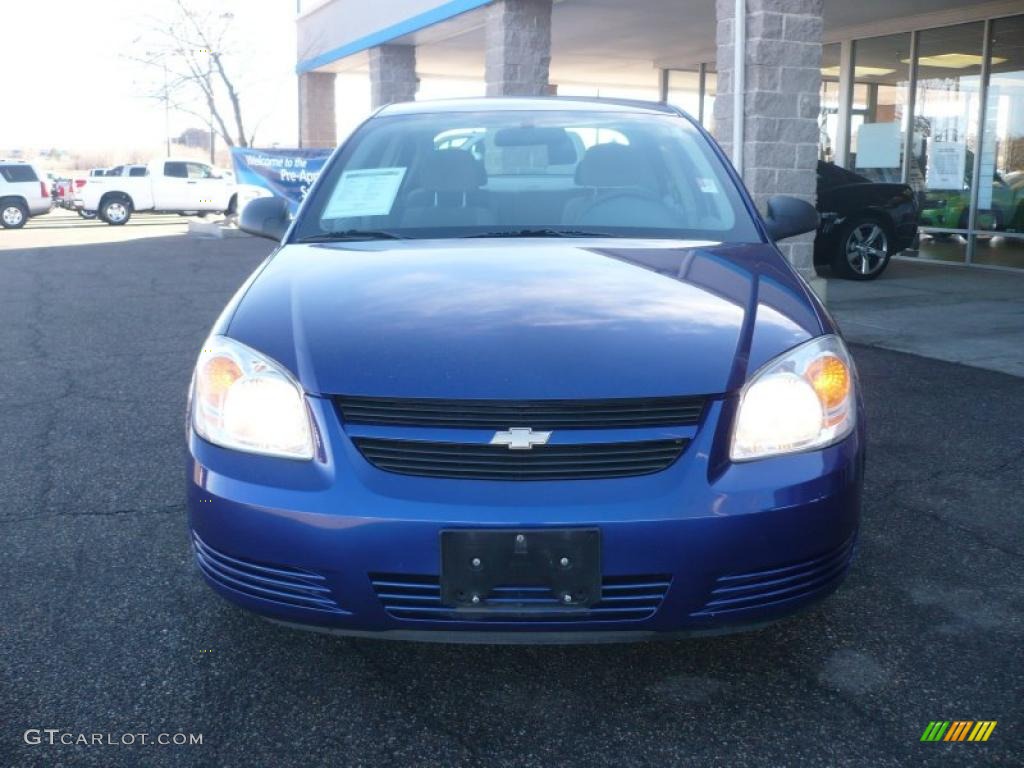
[187,97,863,642]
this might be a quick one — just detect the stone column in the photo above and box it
[714,0,823,278]
[298,71,337,148]
[485,0,552,97]
[369,45,418,109]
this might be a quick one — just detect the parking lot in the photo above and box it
[2,213,1022,767]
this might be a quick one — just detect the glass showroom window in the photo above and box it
[913,21,985,265]
[846,34,912,184]
[667,70,702,119]
[973,15,1024,269]
[667,67,715,131]
[820,43,842,163]
[559,82,660,102]
[702,70,716,133]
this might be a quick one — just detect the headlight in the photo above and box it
[731,334,855,461]
[191,335,314,460]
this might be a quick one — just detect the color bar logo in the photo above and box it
[920,721,997,742]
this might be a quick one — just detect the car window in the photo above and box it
[297,109,759,243]
[186,163,213,180]
[0,165,39,183]
[128,167,148,177]
[164,162,188,178]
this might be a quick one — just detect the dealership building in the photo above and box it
[295,0,1024,274]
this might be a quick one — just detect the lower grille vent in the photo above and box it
[690,535,857,617]
[370,573,671,623]
[193,533,344,614]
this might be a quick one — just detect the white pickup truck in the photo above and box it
[81,159,237,225]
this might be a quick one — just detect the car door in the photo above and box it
[156,161,190,209]
[184,162,224,211]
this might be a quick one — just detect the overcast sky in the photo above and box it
[0,0,305,157]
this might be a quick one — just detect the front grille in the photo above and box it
[689,534,857,618]
[192,533,345,614]
[336,395,705,429]
[371,573,671,623]
[352,437,687,480]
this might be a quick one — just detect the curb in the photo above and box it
[187,219,248,239]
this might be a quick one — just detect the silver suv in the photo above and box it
[0,161,52,229]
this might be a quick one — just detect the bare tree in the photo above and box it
[130,1,254,149]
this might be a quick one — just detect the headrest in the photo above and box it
[419,150,487,192]
[575,143,649,187]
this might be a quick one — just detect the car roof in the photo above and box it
[375,96,682,118]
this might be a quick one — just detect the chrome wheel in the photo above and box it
[845,222,888,276]
[104,201,127,223]
[2,205,25,227]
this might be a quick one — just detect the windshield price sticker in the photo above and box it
[322,167,407,219]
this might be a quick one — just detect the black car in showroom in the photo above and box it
[814,161,919,280]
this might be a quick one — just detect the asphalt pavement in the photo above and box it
[1,212,1022,767]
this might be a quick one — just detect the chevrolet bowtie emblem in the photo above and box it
[490,427,552,450]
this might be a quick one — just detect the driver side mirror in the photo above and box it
[763,195,820,241]
[240,196,291,242]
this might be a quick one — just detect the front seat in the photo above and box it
[399,150,495,228]
[563,143,673,226]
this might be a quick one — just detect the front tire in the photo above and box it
[831,216,891,280]
[77,209,97,220]
[1,200,28,229]
[100,196,131,225]
[963,207,1003,241]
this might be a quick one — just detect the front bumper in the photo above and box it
[187,397,863,641]
[893,220,919,252]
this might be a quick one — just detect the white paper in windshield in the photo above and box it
[322,167,407,219]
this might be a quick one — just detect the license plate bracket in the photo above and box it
[440,528,601,611]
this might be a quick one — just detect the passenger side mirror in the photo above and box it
[763,195,820,241]
[240,196,290,242]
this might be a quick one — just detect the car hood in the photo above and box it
[224,239,826,399]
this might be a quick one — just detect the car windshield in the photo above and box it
[293,108,760,243]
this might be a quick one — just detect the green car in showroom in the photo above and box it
[920,156,1015,233]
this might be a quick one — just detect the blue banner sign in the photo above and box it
[230,148,332,213]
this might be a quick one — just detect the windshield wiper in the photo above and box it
[461,228,609,239]
[296,229,407,243]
